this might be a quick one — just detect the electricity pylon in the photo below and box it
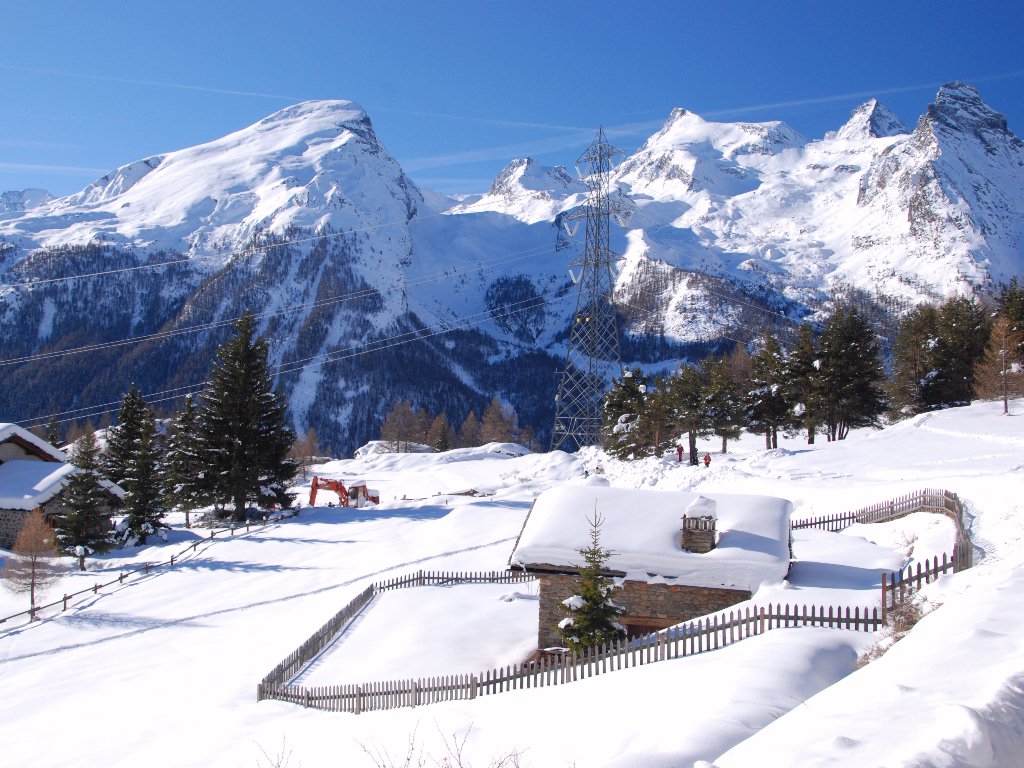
[550,127,630,452]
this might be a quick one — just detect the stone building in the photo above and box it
[508,483,792,649]
[0,423,123,549]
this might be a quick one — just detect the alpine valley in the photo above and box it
[1,82,1022,453]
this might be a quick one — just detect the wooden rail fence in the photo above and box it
[0,514,289,626]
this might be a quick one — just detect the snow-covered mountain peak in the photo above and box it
[834,99,909,141]
[644,107,804,158]
[2,99,421,255]
[447,157,584,223]
[0,188,54,214]
[926,81,1015,137]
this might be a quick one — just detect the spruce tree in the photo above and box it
[103,383,148,487]
[786,323,824,444]
[602,369,654,459]
[428,414,451,452]
[197,312,296,522]
[162,396,207,527]
[54,428,112,568]
[667,365,712,465]
[703,355,743,454]
[557,513,626,654]
[818,305,887,440]
[925,296,990,408]
[745,332,792,449]
[116,398,166,545]
[890,303,940,416]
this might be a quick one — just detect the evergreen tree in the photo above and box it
[998,277,1024,333]
[702,355,743,453]
[46,415,62,449]
[162,396,207,527]
[427,413,452,452]
[818,305,887,440]
[116,397,166,546]
[103,383,148,487]
[745,332,792,449]
[53,427,112,568]
[890,303,940,416]
[667,365,712,465]
[557,513,626,654]
[924,296,990,408]
[602,369,656,459]
[197,312,296,522]
[786,323,824,444]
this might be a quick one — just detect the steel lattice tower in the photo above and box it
[550,127,629,452]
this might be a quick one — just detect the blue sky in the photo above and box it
[2,1,1022,197]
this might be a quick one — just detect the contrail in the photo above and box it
[0,161,109,175]
[0,63,301,102]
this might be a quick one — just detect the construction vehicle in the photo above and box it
[308,476,380,508]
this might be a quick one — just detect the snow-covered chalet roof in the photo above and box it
[0,422,124,510]
[509,485,792,592]
[0,422,68,462]
[0,460,78,510]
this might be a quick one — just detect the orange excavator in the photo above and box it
[308,476,380,508]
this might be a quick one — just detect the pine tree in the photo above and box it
[745,332,792,449]
[818,305,887,440]
[557,513,626,654]
[53,428,112,568]
[2,509,64,619]
[162,396,207,527]
[197,311,296,522]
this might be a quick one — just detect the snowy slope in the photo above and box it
[1,400,1022,767]
[0,100,422,255]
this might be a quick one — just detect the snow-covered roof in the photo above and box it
[510,485,792,592]
[0,460,77,510]
[0,422,68,462]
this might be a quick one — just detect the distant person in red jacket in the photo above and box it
[703,453,711,467]
[677,445,683,462]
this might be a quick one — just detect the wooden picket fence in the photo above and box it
[792,488,971,572]
[881,553,954,622]
[257,570,534,698]
[257,601,882,713]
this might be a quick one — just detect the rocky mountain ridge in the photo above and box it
[0,82,1021,453]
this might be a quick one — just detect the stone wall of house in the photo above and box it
[0,497,116,550]
[536,572,751,649]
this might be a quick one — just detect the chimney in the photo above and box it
[681,496,717,553]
